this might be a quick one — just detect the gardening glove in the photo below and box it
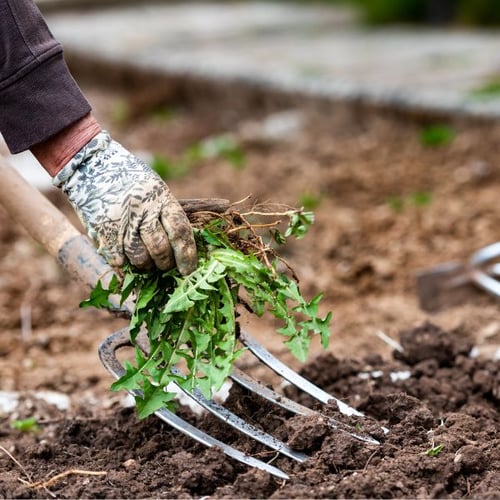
[53,131,197,274]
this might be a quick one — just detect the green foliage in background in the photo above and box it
[315,0,500,26]
[386,191,433,213]
[356,0,427,25]
[10,417,39,433]
[419,124,455,148]
[457,0,500,26]
[470,77,500,100]
[187,135,246,170]
[151,134,245,181]
[150,154,189,180]
[298,191,323,210]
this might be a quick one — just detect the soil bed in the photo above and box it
[1,81,500,498]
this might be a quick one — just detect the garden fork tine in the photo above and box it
[230,365,380,445]
[99,326,380,480]
[169,365,309,463]
[99,328,291,480]
[111,327,377,450]
[131,329,381,447]
[0,156,380,481]
[239,330,364,416]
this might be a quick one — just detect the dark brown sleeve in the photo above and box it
[0,0,91,153]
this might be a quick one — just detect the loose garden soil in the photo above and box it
[1,80,499,498]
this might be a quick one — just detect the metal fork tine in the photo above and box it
[170,368,308,462]
[153,407,289,480]
[239,330,364,418]
[231,367,314,415]
[98,329,290,480]
[99,326,382,480]
[231,367,380,445]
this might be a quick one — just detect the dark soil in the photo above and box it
[1,323,498,498]
[1,80,500,498]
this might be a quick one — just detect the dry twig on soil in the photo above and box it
[0,445,32,483]
[22,469,107,490]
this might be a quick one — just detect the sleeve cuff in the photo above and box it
[0,51,91,154]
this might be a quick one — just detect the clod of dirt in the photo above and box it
[283,414,329,451]
[395,321,473,366]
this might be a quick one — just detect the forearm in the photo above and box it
[31,113,101,176]
[0,0,91,154]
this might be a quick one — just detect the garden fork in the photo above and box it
[416,243,500,312]
[0,154,379,480]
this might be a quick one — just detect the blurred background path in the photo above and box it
[9,0,500,188]
[38,0,500,119]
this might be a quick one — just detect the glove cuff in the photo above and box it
[52,130,112,187]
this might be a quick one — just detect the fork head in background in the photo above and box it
[415,260,474,312]
[416,241,500,312]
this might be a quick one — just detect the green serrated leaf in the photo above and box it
[285,211,315,240]
[136,279,158,310]
[135,380,177,418]
[163,260,225,314]
[320,312,332,348]
[301,315,330,349]
[271,229,287,245]
[111,360,143,392]
[284,334,311,363]
[148,314,166,340]
[79,279,113,309]
[277,317,297,337]
[129,308,147,341]
[120,272,136,304]
[303,293,322,317]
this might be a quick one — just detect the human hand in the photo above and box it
[53,131,197,274]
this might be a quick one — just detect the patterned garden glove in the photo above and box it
[53,131,197,275]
